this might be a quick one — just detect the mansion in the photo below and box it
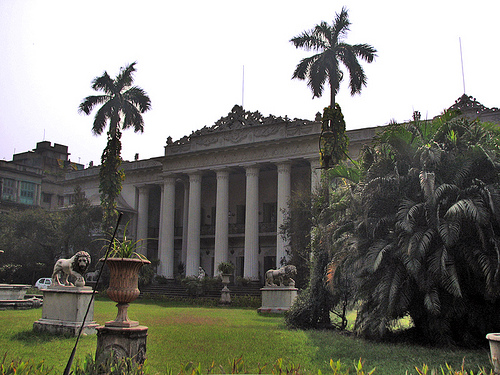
[63,105,378,281]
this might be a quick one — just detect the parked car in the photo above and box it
[35,278,52,289]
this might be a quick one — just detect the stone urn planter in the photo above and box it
[487,333,500,374]
[217,262,234,305]
[105,258,151,327]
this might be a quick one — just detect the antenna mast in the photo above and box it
[242,65,245,108]
[459,37,466,94]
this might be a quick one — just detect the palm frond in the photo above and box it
[78,95,109,115]
[122,102,144,133]
[123,87,152,113]
[442,260,462,298]
[438,220,461,247]
[366,240,392,272]
[445,198,488,226]
[351,43,377,62]
[332,6,351,41]
[423,288,441,314]
[115,62,137,92]
[328,162,361,183]
[91,71,114,94]
[91,101,114,135]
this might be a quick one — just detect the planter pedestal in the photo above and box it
[96,325,148,365]
[33,286,98,336]
[96,258,150,365]
[220,274,231,304]
[258,286,298,314]
[487,333,500,374]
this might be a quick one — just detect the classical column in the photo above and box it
[214,169,230,273]
[185,173,202,277]
[310,158,322,194]
[136,185,149,255]
[244,165,259,280]
[276,162,291,266]
[158,176,176,278]
[181,182,189,268]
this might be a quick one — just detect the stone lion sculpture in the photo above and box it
[265,265,297,287]
[51,251,91,287]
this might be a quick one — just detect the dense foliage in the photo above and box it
[351,112,500,346]
[287,110,500,347]
[0,191,102,284]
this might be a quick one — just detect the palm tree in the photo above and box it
[79,62,151,229]
[290,7,377,107]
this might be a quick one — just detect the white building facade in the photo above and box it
[64,106,378,282]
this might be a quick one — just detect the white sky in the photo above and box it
[1,0,499,166]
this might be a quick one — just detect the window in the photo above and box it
[2,179,16,201]
[42,192,52,204]
[263,202,277,223]
[20,181,35,205]
[57,195,65,206]
[236,205,245,224]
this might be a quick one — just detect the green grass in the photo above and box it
[0,298,493,374]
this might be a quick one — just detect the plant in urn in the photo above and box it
[102,223,150,327]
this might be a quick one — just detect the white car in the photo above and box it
[35,278,52,289]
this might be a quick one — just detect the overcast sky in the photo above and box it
[1,0,499,166]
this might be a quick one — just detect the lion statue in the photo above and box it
[51,251,91,287]
[265,265,297,287]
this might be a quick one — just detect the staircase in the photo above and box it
[140,280,262,299]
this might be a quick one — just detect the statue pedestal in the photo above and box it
[96,325,148,365]
[258,286,298,314]
[33,286,98,336]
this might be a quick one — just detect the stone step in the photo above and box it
[140,280,262,298]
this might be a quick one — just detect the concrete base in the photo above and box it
[33,286,98,336]
[258,286,298,314]
[96,325,148,365]
[0,297,42,310]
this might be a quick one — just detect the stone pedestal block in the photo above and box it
[258,286,298,313]
[96,325,148,365]
[0,284,30,300]
[33,286,98,335]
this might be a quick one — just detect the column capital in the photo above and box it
[276,161,292,174]
[136,184,150,192]
[162,175,176,186]
[215,169,230,179]
[308,158,321,170]
[188,172,203,184]
[244,164,260,177]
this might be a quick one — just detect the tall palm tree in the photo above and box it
[79,62,151,229]
[290,7,377,107]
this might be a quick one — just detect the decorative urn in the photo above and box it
[105,257,150,327]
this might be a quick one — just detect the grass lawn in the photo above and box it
[0,298,493,374]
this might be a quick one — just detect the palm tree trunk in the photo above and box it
[330,82,336,108]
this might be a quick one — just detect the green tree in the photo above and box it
[349,112,500,346]
[78,62,151,230]
[0,190,102,284]
[290,7,377,107]
[280,189,313,289]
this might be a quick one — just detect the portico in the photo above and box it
[129,106,322,280]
